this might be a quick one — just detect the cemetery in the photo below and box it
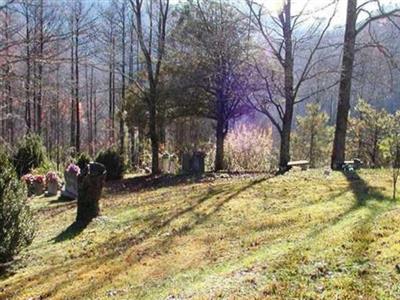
[1,0,400,299]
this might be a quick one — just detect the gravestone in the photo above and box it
[61,171,78,199]
[162,153,170,174]
[191,151,206,174]
[33,182,44,196]
[76,162,107,224]
[182,153,191,173]
[353,158,362,170]
[169,155,178,174]
[47,181,58,196]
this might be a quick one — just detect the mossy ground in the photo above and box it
[1,169,400,299]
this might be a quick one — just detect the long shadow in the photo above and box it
[50,195,76,204]
[5,177,268,299]
[122,178,267,262]
[1,176,271,300]
[105,172,270,195]
[270,171,393,268]
[343,170,387,205]
[56,177,268,297]
[105,173,212,195]
[101,186,233,254]
[303,170,391,242]
[54,221,90,243]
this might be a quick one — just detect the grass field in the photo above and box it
[1,169,400,299]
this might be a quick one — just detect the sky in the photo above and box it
[169,0,400,26]
[264,0,399,25]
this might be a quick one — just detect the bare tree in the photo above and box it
[247,0,338,173]
[129,0,170,174]
[331,0,400,169]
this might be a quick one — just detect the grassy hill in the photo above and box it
[1,169,400,299]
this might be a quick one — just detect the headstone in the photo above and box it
[182,152,191,173]
[76,162,107,224]
[47,181,58,196]
[33,182,44,196]
[162,153,170,174]
[169,155,178,174]
[191,151,206,174]
[353,158,362,170]
[62,171,79,199]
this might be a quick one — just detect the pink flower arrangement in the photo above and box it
[33,175,45,184]
[46,171,60,184]
[21,173,34,185]
[66,163,80,176]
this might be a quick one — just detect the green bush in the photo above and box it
[13,134,46,177]
[0,148,35,264]
[32,160,57,176]
[76,152,91,171]
[95,148,124,180]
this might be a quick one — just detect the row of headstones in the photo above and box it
[161,152,206,174]
[64,152,206,223]
[63,151,207,200]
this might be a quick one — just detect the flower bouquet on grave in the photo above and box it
[33,175,45,196]
[46,171,60,196]
[21,173,35,196]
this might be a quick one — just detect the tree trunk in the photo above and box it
[89,66,94,156]
[94,90,97,153]
[149,103,159,174]
[278,122,291,173]
[130,127,136,168]
[215,118,225,171]
[24,4,31,133]
[119,3,126,157]
[75,11,80,153]
[70,27,76,149]
[85,63,89,153]
[36,0,44,136]
[3,7,13,144]
[278,1,294,174]
[56,65,61,170]
[309,126,316,168]
[331,0,357,170]
[138,125,144,167]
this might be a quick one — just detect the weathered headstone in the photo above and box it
[169,155,178,174]
[33,182,44,196]
[62,171,78,199]
[182,152,191,173]
[353,158,362,170]
[47,181,58,196]
[191,151,206,174]
[76,162,107,224]
[162,153,170,174]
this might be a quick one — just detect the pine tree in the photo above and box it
[0,148,35,264]
[292,103,333,168]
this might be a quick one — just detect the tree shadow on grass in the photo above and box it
[269,171,393,268]
[106,174,211,195]
[54,220,90,243]
[106,172,270,196]
[57,177,268,297]
[343,171,387,205]
[6,177,267,299]
[49,194,76,204]
[304,170,392,241]
[119,177,268,262]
